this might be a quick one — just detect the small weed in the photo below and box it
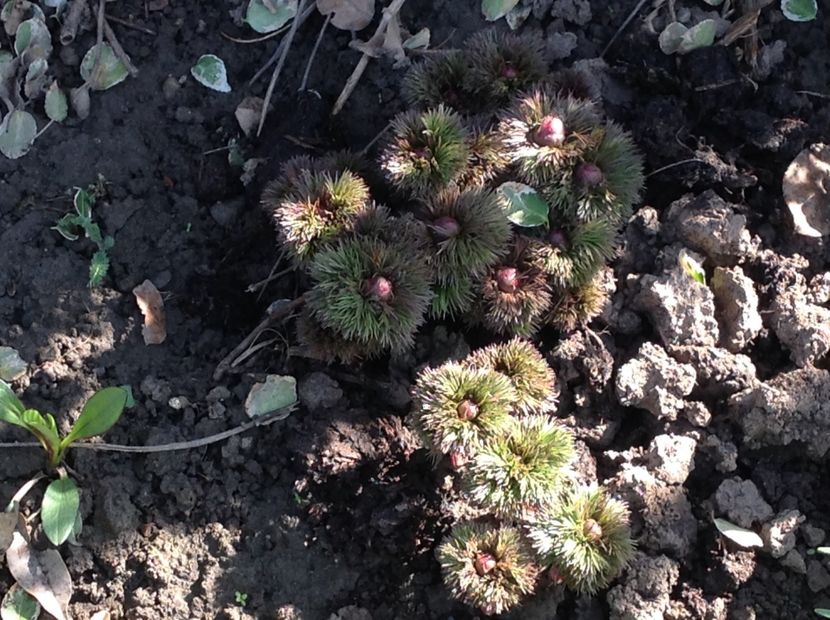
[234,591,249,607]
[53,181,114,288]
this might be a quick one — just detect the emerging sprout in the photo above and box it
[409,362,517,458]
[380,105,470,196]
[547,276,608,332]
[528,217,616,289]
[499,90,602,185]
[423,187,512,281]
[476,247,552,337]
[466,338,558,415]
[464,415,574,518]
[266,169,371,264]
[461,121,510,187]
[402,50,472,111]
[546,122,645,224]
[527,486,634,594]
[549,67,598,101]
[438,522,540,616]
[306,237,432,356]
[465,31,548,109]
[431,275,475,319]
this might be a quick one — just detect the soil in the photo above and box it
[1,0,829,619]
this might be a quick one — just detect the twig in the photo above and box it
[360,120,392,156]
[5,473,46,512]
[248,4,316,86]
[646,158,707,178]
[107,15,156,35]
[797,90,830,99]
[0,406,296,455]
[34,119,55,140]
[601,0,650,58]
[103,18,139,76]
[256,0,309,137]
[221,22,294,44]
[60,0,88,45]
[81,0,107,91]
[299,13,331,92]
[332,0,407,116]
[214,295,307,380]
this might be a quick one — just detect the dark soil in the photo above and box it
[1,0,828,619]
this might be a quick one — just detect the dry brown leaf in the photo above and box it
[132,280,167,345]
[350,13,407,66]
[0,512,16,554]
[235,97,264,137]
[6,531,72,620]
[317,0,375,31]
[783,143,830,238]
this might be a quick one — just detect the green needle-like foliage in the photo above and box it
[266,169,371,264]
[465,31,548,109]
[527,486,634,594]
[547,276,608,332]
[461,121,510,187]
[477,259,552,337]
[307,237,432,356]
[527,217,616,289]
[545,122,645,224]
[430,275,475,320]
[423,186,512,281]
[466,338,557,415]
[402,50,473,111]
[438,522,540,616]
[410,362,516,459]
[499,90,602,185]
[380,105,470,196]
[464,415,574,519]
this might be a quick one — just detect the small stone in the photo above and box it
[615,342,696,420]
[802,524,826,547]
[635,267,720,347]
[714,478,774,528]
[683,401,712,427]
[207,386,231,402]
[712,266,762,352]
[761,510,804,558]
[298,372,343,412]
[807,559,830,592]
[168,396,190,410]
[771,287,830,367]
[780,549,807,574]
[162,75,180,99]
[647,434,697,485]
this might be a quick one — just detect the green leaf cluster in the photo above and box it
[52,186,115,287]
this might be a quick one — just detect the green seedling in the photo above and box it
[0,380,127,469]
[234,591,249,607]
[53,186,114,287]
[1,380,128,548]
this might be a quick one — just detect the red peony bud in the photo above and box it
[548,228,569,250]
[449,450,467,470]
[501,62,519,80]
[548,564,565,584]
[365,275,393,301]
[456,399,479,420]
[583,518,603,542]
[475,552,497,575]
[431,215,461,240]
[574,162,605,189]
[531,115,566,147]
[496,266,519,294]
[480,602,498,616]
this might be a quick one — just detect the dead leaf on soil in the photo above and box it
[6,531,72,620]
[132,279,167,345]
[350,12,417,67]
[317,0,375,31]
[235,96,263,137]
[0,512,17,554]
[783,143,830,238]
[90,610,111,620]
